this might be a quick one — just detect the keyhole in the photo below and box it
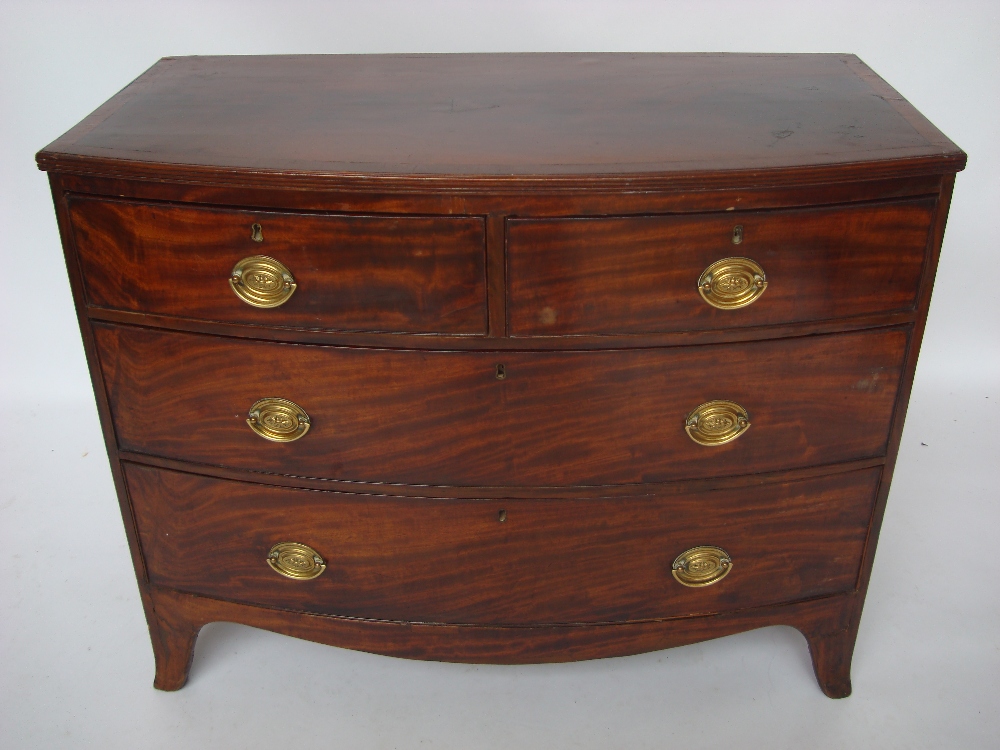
[251,223,264,242]
[498,509,507,522]
[731,225,743,245]
[495,363,506,380]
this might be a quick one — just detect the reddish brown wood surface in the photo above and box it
[118,451,885,501]
[126,462,878,625]
[38,53,965,696]
[36,54,964,192]
[55,169,947,218]
[837,174,959,697]
[804,628,856,699]
[147,584,856,694]
[96,325,905,486]
[508,198,933,335]
[69,197,487,334]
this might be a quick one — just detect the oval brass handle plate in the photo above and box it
[698,257,767,310]
[267,542,326,580]
[247,397,311,442]
[229,255,297,308]
[672,546,733,587]
[685,400,750,446]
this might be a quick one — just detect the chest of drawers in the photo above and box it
[38,53,965,698]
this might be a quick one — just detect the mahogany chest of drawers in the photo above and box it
[38,53,965,698]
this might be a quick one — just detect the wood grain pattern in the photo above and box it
[96,325,906,487]
[804,628,856,699]
[38,54,965,696]
[55,169,947,218]
[508,199,933,335]
[69,197,487,334]
[147,585,857,692]
[86,305,919,352]
[36,54,965,192]
[126,461,879,626]
[837,174,958,698]
[118,451,887,501]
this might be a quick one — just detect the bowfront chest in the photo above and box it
[38,53,965,697]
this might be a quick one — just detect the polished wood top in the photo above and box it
[37,54,964,190]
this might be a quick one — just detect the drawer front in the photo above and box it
[96,325,906,486]
[69,197,487,334]
[507,199,934,335]
[125,462,880,625]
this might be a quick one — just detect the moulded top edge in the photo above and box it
[37,53,965,189]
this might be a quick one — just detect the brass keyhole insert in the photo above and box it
[498,509,507,522]
[495,363,506,380]
[732,225,743,244]
[251,223,264,242]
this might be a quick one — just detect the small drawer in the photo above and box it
[69,197,487,334]
[125,462,881,626]
[507,198,934,335]
[96,324,906,487]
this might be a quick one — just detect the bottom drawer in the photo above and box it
[125,463,880,626]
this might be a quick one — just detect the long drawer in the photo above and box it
[69,197,488,334]
[125,462,881,625]
[97,325,906,486]
[507,198,934,335]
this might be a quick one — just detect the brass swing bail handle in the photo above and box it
[247,397,311,443]
[267,542,326,580]
[672,546,733,587]
[684,400,750,446]
[229,254,297,308]
[697,256,767,310]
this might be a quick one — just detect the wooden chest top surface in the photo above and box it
[37,53,964,188]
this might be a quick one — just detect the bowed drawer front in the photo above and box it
[125,462,881,625]
[94,324,905,486]
[507,199,934,336]
[69,197,488,334]
[38,53,964,697]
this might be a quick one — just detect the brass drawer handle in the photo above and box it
[698,257,767,309]
[672,546,732,587]
[230,255,297,308]
[685,400,750,446]
[267,542,326,580]
[247,397,311,442]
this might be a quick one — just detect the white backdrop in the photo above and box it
[1,2,997,748]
